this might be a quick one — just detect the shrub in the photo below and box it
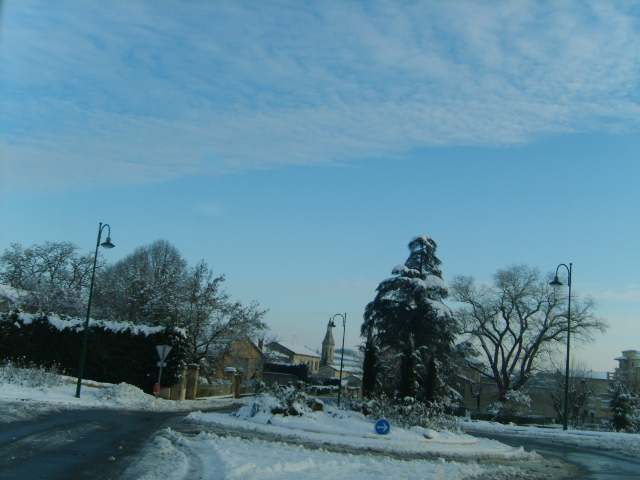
[0,358,64,389]
[488,390,532,418]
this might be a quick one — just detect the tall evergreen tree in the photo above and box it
[610,382,639,432]
[361,328,379,398]
[362,235,457,402]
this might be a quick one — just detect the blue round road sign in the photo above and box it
[374,418,390,435]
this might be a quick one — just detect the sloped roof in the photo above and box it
[272,341,320,358]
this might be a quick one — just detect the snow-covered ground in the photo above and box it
[462,419,640,458]
[185,395,535,461]
[124,428,526,480]
[0,366,238,423]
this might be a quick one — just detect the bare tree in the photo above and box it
[178,260,267,364]
[93,244,267,364]
[0,241,94,315]
[451,265,606,400]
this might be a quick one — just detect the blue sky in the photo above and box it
[1,1,640,371]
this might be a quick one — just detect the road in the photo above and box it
[0,406,235,480]
[3,406,635,480]
[471,431,640,480]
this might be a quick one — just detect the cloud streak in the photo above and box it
[2,1,640,189]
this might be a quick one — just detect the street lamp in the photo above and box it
[75,222,115,398]
[470,382,482,413]
[549,262,572,430]
[332,312,347,407]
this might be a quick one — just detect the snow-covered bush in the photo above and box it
[488,390,531,418]
[353,394,459,432]
[236,386,325,418]
[0,358,64,389]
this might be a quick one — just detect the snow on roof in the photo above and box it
[14,312,185,338]
[275,341,320,358]
[575,370,610,380]
[328,363,362,374]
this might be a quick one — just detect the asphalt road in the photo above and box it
[471,431,640,480]
[0,406,236,480]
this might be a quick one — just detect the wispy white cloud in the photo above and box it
[591,286,640,303]
[2,0,640,189]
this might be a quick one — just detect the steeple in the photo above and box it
[321,319,335,366]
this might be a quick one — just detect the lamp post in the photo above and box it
[332,312,347,407]
[549,262,572,431]
[470,382,482,413]
[75,222,115,398]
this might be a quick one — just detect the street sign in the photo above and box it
[155,345,172,361]
[155,345,172,396]
[374,418,390,435]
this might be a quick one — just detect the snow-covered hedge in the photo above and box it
[0,311,187,393]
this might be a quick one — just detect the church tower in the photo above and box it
[321,319,335,366]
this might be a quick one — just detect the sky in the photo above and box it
[1,1,640,372]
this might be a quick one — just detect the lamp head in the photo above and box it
[549,275,563,288]
[100,236,115,249]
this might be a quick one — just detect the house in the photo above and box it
[613,350,640,391]
[265,341,321,374]
[318,363,361,381]
[206,337,264,382]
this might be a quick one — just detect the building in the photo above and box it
[320,320,335,366]
[206,337,264,382]
[264,322,363,383]
[613,350,640,391]
[458,367,612,423]
[266,341,321,374]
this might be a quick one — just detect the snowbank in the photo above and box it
[124,428,524,480]
[462,419,640,458]
[0,368,238,422]
[186,395,535,461]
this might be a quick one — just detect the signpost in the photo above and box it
[154,344,172,397]
[374,418,390,435]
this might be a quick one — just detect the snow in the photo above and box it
[273,341,320,358]
[426,297,452,315]
[462,419,640,458]
[0,368,238,423]
[412,234,434,244]
[13,312,185,337]
[0,284,27,304]
[185,395,535,461]
[124,428,522,480]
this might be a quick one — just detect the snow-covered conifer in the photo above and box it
[362,235,457,402]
